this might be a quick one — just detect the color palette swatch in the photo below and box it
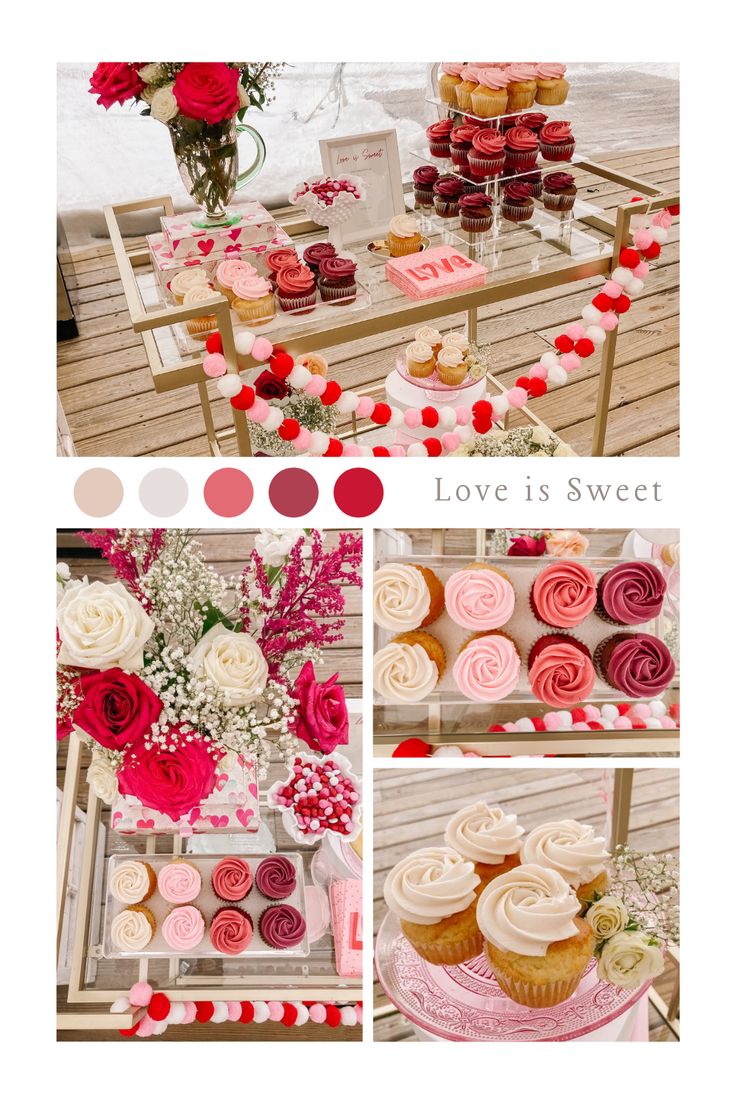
[73,468,123,517]
[204,469,254,518]
[269,468,319,518]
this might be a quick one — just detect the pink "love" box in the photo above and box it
[385,244,487,300]
[161,201,280,260]
[111,755,260,836]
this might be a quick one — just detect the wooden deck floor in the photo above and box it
[373,766,679,1042]
[57,146,679,458]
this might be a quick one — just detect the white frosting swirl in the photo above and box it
[109,860,151,904]
[384,846,480,925]
[111,908,153,951]
[374,641,438,703]
[374,563,431,631]
[389,214,420,238]
[476,863,580,956]
[444,802,524,865]
[520,819,609,887]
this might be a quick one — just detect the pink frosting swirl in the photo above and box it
[158,862,201,904]
[211,857,253,902]
[453,634,521,702]
[506,64,537,83]
[162,905,205,951]
[441,62,465,76]
[531,561,597,627]
[472,129,505,155]
[445,568,515,631]
[427,119,454,141]
[505,126,539,151]
[476,68,510,90]
[451,124,480,146]
[528,636,595,707]
[276,264,315,296]
[209,907,253,954]
[540,121,573,145]
[266,248,299,274]
[231,273,272,301]
[215,259,253,288]
[536,63,566,80]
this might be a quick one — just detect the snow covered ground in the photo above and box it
[58,63,678,244]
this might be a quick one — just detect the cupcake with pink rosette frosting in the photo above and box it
[539,120,575,162]
[162,904,206,951]
[438,62,465,107]
[215,258,255,304]
[530,560,597,628]
[275,263,317,315]
[468,128,505,177]
[534,64,570,106]
[504,125,539,173]
[595,562,666,626]
[210,907,253,954]
[157,860,202,905]
[453,631,521,702]
[595,633,675,697]
[528,635,596,708]
[505,64,538,112]
[231,272,275,326]
[445,563,515,631]
[471,68,510,118]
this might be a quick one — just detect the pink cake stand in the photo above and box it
[375,912,651,1042]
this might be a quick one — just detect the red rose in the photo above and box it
[173,63,241,125]
[254,370,290,402]
[507,534,546,556]
[292,661,349,755]
[89,63,145,109]
[73,669,163,751]
[117,729,222,821]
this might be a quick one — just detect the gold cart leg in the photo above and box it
[608,768,634,849]
[591,327,618,456]
[67,789,103,1000]
[467,305,478,345]
[57,731,82,957]
[231,408,254,458]
[197,381,222,458]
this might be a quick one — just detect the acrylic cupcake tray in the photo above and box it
[373,554,666,706]
[101,852,309,960]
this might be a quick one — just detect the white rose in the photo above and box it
[138,63,164,84]
[188,625,268,707]
[254,528,306,567]
[554,443,574,456]
[57,580,154,670]
[86,753,119,805]
[238,82,249,108]
[151,84,179,123]
[586,895,629,940]
[531,426,551,446]
[597,930,665,988]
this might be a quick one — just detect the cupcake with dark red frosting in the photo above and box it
[504,126,539,173]
[459,192,494,234]
[530,561,597,628]
[210,906,253,955]
[276,263,317,315]
[450,123,480,168]
[539,121,575,162]
[255,855,297,901]
[317,256,358,306]
[426,118,454,159]
[433,174,465,218]
[595,633,675,697]
[302,241,336,276]
[528,635,596,708]
[516,111,548,134]
[468,129,505,177]
[259,904,306,949]
[211,857,253,903]
[413,165,440,208]
[596,562,667,626]
[542,172,577,212]
[501,182,535,222]
[522,170,542,198]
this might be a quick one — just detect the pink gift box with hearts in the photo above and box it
[160,201,280,260]
[111,755,260,836]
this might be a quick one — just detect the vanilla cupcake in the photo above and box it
[157,860,202,904]
[442,331,470,356]
[445,801,524,887]
[384,846,483,965]
[110,905,156,952]
[521,819,609,905]
[109,860,156,905]
[373,562,444,631]
[374,631,445,703]
[169,266,209,305]
[387,214,423,257]
[445,563,515,630]
[414,326,443,356]
[436,346,467,387]
[215,259,255,303]
[182,284,221,336]
[231,273,275,326]
[406,340,435,378]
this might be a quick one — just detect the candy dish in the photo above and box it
[267,752,362,846]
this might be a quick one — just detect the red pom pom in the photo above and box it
[230,386,255,411]
[554,334,574,354]
[239,1001,254,1024]
[472,400,493,420]
[321,380,342,406]
[148,992,171,1021]
[391,738,432,758]
[574,338,595,358]
[325,1006,342,1027]
[631,718,646,730]
[488,724,506,733]
[630,196,643,203]
[641,241,661,260]
[571,708,586,723]
[619,247,640,269]
[592,293,613,312]
[118,1025,139,1037]
[612,294,631,314]
[617,703,631,715]
[531,717,546,731]
[424,437,442,457]
[515,376,531,392]
[421,406,439,428]
[588,722,604,730]
[527,378,547,398]
[281,1003,298,1027]
[371,402,392,425]
[324,437,344,457]
[195,1001,214,1023]
[205,332,223,355]
[667,204,679,216]
[372,446,390,457]
[472,416,492,434]
[270,351,294,379]
[278,418,300,441]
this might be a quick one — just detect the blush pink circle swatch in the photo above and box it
[74,468,124,517]
[268,468,319,517]
[203,469,254,517]
[333,468,383,517]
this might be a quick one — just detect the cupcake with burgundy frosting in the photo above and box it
[516,111,548,134]
[259,904,306,949]
[501,182,535,222]
[453,631,521,703]
[459,193,494,234]
[595,562,666,625]
[210,907,253,955]
[413,165,440,208]
[504,126,539,173]
[595,633,675,697]
[445,564,514,631]
[539,121,575,162]
[255,855,297,901]
[318,256,358,305]
[542,172,577,212]
[433,174,465,218]
[302,241,336,276]
[276,263,317,315]
[468,129,505,177]
[211,857,253,903]
[426,118,454,159]
[450,123,479,168]
[530,561,597,628]
[528,635,596,708]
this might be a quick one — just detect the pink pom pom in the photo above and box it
[600,312,619,332]
[388,444,406,456]
[304,374,327,397]
[227,1002,242,1022]
[342,443,362,456]
[529,363,548,380]
[293,428,312,451]
[129,982,153,1007]
[544,712,562,729]
[560,352,581,373]
[403,408,422,430]
[136,1014,155,1038]
[583,704,601,721]
[660,716,677,729]
[455,407,471,426]
[602,280,623,298]
[507,386,527,408]
[355,396,375,418]
[565,322,586,341]
[652,209,672,229]
[250,336,273,362]
[247,398,270,423]
[309,1004,327,1024]
[502,722,517,732]
[181,1001,197,1025]
[463,751,481,758]
[203,352,227,378]
[631,703,652,719]
[267,1001,284,1022]
[633,261,649,279]
[633,229,653,250]
[571,722,590,731]
[441,432,461,454]
[613,716,633,730]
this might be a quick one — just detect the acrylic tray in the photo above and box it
[373,554,667,706]
[102,852,309,960]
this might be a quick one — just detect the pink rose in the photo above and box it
[89,63,145,109]
[117,729,222,821]
[507,534,546,556]
[73,669,163,751]
[545,530,590,558]
[292,661,349,755]
[173,63,241,125]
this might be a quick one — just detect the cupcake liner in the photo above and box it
[470,91,509,119]
[502,202,533,222]
[233,295,275,327]
[488,952,587,1008]
[540,141,576,163]
[185,314,217,336]
[404,926,484,966]
[318,279,357,305]
[388,235,423,258]
[504,149,539,173]
[450,144,470,167]
[535,83,569,106]
[413,186,435,207]
[428,140,451,159]
[407,356,436,378]
[506,89,537,112]
[437,365,468,386]
[455,89,476,114]
[278,290,317,315]
[593,637,617,688]
[468,152,504,176]
[460,213,493,234]
[543,191,576,213]
[434,199,460,218]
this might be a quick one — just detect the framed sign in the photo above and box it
[320,129,405,248]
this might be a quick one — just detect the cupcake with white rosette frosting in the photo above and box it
[373,631,445,703]
[477,863,595,1007]
[373,562,444,631]
[521,818,609,905]
[109,859,156,904]
[384,846,482,964]
[445,801,524,887]
[110,905,156,952]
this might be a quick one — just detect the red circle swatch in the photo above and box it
[269,468,319,517]
[203,469,254,518]
[333,468,384,517]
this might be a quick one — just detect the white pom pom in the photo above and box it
[438,407,457,429]
[629,214,647,230]
[491,392,509,418]
[357,445,372,456]
[388,408,404,429]
[456,423,473,442]
[341,1006,358,1027]
[611,266,632,287]
[649,699,667,717]
[262,408,284,432]
[110,998,131,1014]
[217,374,244,399]
[152,1019,168,1035]
[295,1004,310,1026]
[601,703,618,720]
[645,717,663,729]
[211,1001,229,1024]
[234,330,256,356]
[336,390,360,414]
[558,711,573,727]
[407,442,427,456]
[627,277,645,295]
[586,325,607,346]
[252,1001,269,1023]
[515,718,535,732]
[547,365,567,387]
[581,304,602,325]
[432,746,464,757]
[650,225,668,244]
[601,718,614,730]
[308,431,330,455]
[289,364,312,389]
[167,1002,186,1025]
[540,351,560,370]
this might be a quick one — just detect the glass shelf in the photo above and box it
[410,144,585,188]
[426,93,571,128]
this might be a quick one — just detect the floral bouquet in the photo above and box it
[57,529,362,822]
[248,368,337,457]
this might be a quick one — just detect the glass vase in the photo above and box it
[169,117,266,227]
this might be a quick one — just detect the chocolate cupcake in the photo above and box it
[259,904,307,949]
[302,241,336,276]
[504,125,539,173]
[433,174,465,218]
[542,172,577,212]
[530,561,597,628]
[210,906,253,955]
[539,121,575,163]
[211,857,253,903]
[501,182,535,222]
[516,111,548,135]
[523,170,543,199]
[596,562,667,625]
[595,633,675,697]
[413,165,440,208]
[450,123,480,169]
[317,256,358,306]
[459,192,494,234]
[255,855,297,901]
[528,634,595,708]
[426,118,454,159]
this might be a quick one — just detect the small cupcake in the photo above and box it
[387,213,423,257]
[471,68,510,118]
[468,128,505,177]
[445,563,515,631]
[254,855,297,901]
[505,64,538,112]
[477,864,594,1007]
[501,182,535,222]
[373,631,445,703]
[110,905,156,952]
[405,339,435,378]
[450,123,479,169]
[455,66,483,114]
[453,631,521,703]
[504,125,539,173]
[433,174,464,218]
[182,284,221,337]
[373,561,445,631]
[539,121,575,162]
[542,171,577,212]
[210,906,253,955]
[459,192,494,234]
[516,111,548,134]
[521,819,609,906]
[414,326,443,356]
[595,633,675,697]
[162,905,206,952]
[442,331,470,355]
[231,273,275,326]
[413,165,440,209]
[438,62,465,107]
[214,259,254,304]
[523,170,543,199]
[384,846,483,965]
[530,560,597,628]
[265,247,300,289]
[259,904,307,949]
[302,241,336,276]
[109,859,156,905]
[534,64,570,106]
[212,857,253,903]
[169,266,210,305]
[445,801,524,887]
[595,561,667,625]
[426,118,454,159]
[528,634,596,709]
[436,346,467,386]
[318,256,358,305]
[157,860,202,905]
[276,264,317,315]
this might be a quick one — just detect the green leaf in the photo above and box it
[196,600,237,635]
[140,107,151,117]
